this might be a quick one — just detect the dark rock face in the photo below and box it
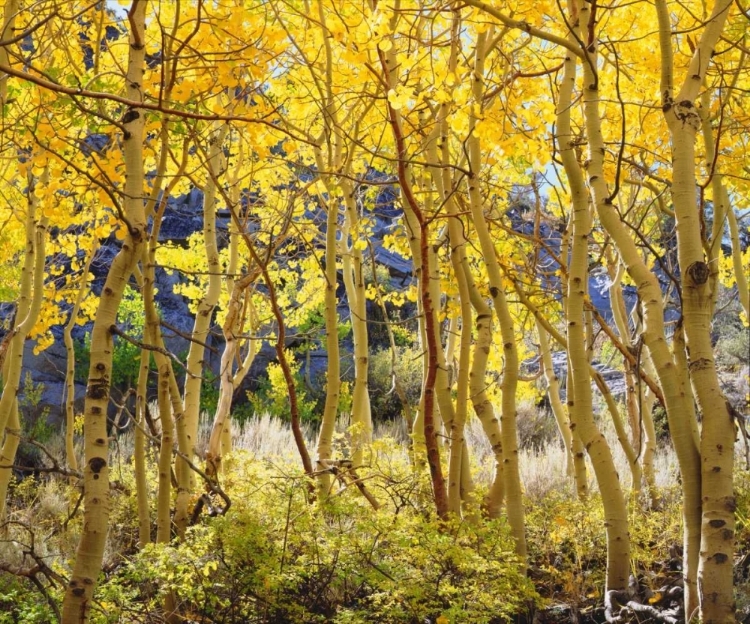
[19,329,86,429]
[524,350,628,399]
[157,187,205,243]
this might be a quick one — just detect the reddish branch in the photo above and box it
[378,49,448,520]
[200,152,315,481]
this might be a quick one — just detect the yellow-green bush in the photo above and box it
[92,453,535,623]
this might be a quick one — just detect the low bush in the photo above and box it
[368,345,423,422]
[92,453,535,623]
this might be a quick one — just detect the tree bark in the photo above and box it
[654,1,735,618]
[183,123,229,483]
[61,3,148,620]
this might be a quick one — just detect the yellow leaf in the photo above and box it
[648,592,663,604]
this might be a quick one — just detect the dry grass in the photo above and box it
[206,404,681,505]
[98,399,680,506]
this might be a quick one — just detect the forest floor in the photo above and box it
[2,385,749,622]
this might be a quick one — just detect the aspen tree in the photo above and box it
[314,176,342,493]
[514,281,607,499]
[608,256,658,505]
[378,3,448,518]
[206,139,259,477]
[557,216,590,501]
[132,128,185,548]
[183,123,230,476]
[536,320,574,479]
[62,2,148,620]
[0,186,48,520]
[339,181,373,465]
[277,1,375,481]
[206,270,260,477]
[463,23,526,559]
[654,1,736,618]
[0,0,23,509]
[133,318,151,548]
[445,272,472,515]
[218,163,261,465]
[726,196,749,319]
[424,13,476,513]
[560,0,708,603]
[133,127,191,544]
[556,0,630,588]
[418,168,457,461]
[63,240,98,478]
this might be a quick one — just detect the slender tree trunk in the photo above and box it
[0,396,19,521]
[155,359,174,545]
[726,198,749,319]
[654,1,735,618]
[424,31,476,512]
[558,7,630,588]
[140,142,192,538]
[0,191,48,519]
[206,144,246,477]
[607,256,647,497]
[314,178,341,494]
[134,326,151,548]
[379,36,448,517]
[183,123,229,480]
[206,270,258,477]
[464,28,526,560]
[61,4,147,621]
[0,0,21,517]
[64,240,98,477]
[0,184,47,458]
[537,321,574,478]
[341,179,372,466]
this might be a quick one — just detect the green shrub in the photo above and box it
[248,351,319,424]
[16,373,53,469]
[368,345,423,422]
[516,401,559,450]
[0,574,57,624]
[75,285,147,393]
[97,456,536,623]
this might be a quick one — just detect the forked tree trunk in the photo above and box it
[464,28,526,560]
[182,123,229,482]
[206,153,257,478]
[206,270,259,477]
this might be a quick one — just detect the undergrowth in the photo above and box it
[1,412,748,623]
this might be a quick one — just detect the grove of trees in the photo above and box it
[0,0,747,622]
